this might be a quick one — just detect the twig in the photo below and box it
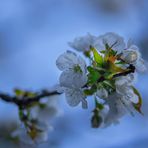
[0,90,61,109]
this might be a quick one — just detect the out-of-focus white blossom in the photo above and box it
[11,93,59,144]
[12,123,49,145]
[30,96,58,123]
[56,51,88,108]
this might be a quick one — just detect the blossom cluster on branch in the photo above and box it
[56,32,147,128]
[0,32,147,145]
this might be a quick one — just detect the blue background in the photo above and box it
[0,0,148,147]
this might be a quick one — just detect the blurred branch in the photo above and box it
[0,90,61,109]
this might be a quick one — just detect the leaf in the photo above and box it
[95,98,104,110]
[19,109,24,120]
[100,50,106,54]
[103,72,113,79]
[87,66,101,84]
[105,43,110,50]
[107,61,125,73]
[91,114,102,128]
[90,46,103,65]
[103,80,115,90]
[84,50,91,58]
[14,89,25,97]
[25,91,37,98]
[84,85,97,96]
[132,86,143,115]
[39,103,47,109]
[115,61,126,65]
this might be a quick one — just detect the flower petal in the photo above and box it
[97,88,108,99]
[69,33,98,52]
[60,70,87,88]
[65,88,86,107]
[96,32,126,52]
[104,93,128,126]
[56,51,78,71]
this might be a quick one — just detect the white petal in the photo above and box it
[127,39,134,48]
[81,99,88,109]
[96,32,126,52]
[35,121,49,132]
[135,58,148,73]
[130,93,139,104]
[69,33,98,52]
[115,75,134,87]
[30,105,58,123]
[60,70,87,88]
[56,51,78,71]
[65,88,86,107]
[121,48,140,64]
[55,85,65,93]
[104,93,127,126]
[77,55,87,72]
[12,128,34,145]
[34,131,49,144]
[97,88,108,99]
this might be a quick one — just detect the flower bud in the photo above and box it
[91,114,103,128]
[91,109,103,128]
[121,50,139,64]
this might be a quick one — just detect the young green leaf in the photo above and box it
[90,46,103,65]
[95,98,104,110]
[84,85,97,96]
[132,86,143,115]
[87,66,101,84]
[107,61,125,73]
[14,89,25,97]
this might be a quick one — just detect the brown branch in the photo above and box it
[113,64,135,78]
[0,90,61,109]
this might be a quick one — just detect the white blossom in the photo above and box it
[11,93,59,144]
[11,122,50,145]
[102,74,139,126]
[68,33,99,52]
[115,75,139,103]
[65,88,87,108]
[56,51,88,108]
[104,92,134,127]
[30,96,58,123]
[96,32,126,52]
[59,70,87,89]
[69,32,126,53]
[121,45,147,72]
[56,32,146,128]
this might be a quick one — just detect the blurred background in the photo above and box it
[0,0,148,147]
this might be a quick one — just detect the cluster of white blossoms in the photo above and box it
[11,90,59,145]
[57,32,147,127]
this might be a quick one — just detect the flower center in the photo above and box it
[73,65,83,73]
